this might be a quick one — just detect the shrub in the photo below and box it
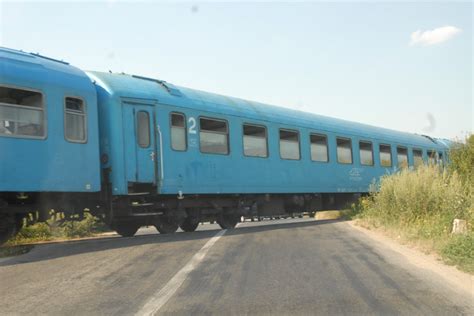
[449,135,474,185]
[62,213,103,238]
[16,222,52,240]
[358,165,472,239]
[441,233,474,273]
[6,212,108,245]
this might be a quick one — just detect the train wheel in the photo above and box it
[217,214,239,229]
[0,213,19,244]
[154,218,178,234]
[179,218,199,232]
[114,223,139,237]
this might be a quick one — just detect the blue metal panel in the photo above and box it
[0,47,101,192]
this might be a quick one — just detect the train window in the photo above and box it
[379,144,392,167]
[427,150,436,165]
[336,137,352,164]
[0,86,45,138]
[170,113,186,151]
[136,111,150,148]
[359,141,374,166]
[438,152,444,165]
[64,97,87,143]
[280,129,300,160]
[243,124,268,157]
[413,149,423,168]
[397,146,408,168]
[310,133,328,162]
[200,117,229,155]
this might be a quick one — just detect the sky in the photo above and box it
[0,1,472,140]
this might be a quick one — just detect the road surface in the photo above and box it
[0,218,472,315]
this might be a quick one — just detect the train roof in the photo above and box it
[0,47,94,96]
[89,71,448,150]
[0,46,449,151]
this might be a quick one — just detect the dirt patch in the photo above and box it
[315,210,351,220]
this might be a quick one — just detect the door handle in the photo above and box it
[150,151,156,161]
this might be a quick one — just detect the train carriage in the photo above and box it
[87,71,449,236]
[0,47,101,242]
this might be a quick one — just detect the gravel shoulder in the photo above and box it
[348,220,474,310]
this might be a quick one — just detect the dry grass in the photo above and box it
[353,162,473,273]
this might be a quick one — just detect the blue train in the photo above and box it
[0,47,449,242]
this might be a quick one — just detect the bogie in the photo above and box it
[154,218,179,234]
[113,222,140,237]
[217,213,240,230]
[180,217,200,232]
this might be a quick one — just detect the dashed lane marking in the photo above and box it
[135,229,227,316]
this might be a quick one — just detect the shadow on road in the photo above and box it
[0,219,340,266]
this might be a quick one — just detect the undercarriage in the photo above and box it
[0,189,361,243]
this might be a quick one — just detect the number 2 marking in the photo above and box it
[188,117,197,134]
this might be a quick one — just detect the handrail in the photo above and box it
[157,124,164,184]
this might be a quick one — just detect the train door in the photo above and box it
[122,102,157,184]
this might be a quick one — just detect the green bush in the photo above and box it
[449,135,474,185]
[6,212,109,245]
[441,233,474,273]
[62,213,104,238]
[16,222,52,240]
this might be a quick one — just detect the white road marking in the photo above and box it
[136,229,227,316]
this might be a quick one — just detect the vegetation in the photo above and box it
[448,135,474,185]
[4,212,109,247]
[352,135,474,273]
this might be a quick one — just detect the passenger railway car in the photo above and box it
[0,47,450,242]
[0,47,101,242]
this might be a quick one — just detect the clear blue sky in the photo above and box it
[1,1,472,140]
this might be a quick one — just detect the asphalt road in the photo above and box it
[0,218,472,315]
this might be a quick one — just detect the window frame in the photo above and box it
[359,140,374,166]
[413,148,424,167]
[169,112,187,152]
[0,84,47,140]
[136,110,151,148]
[63,96,87,144]
[198,116,230,155]
[379,143,392,167]
[396,146,409,168]
[427,150,437,164]
[336,137,353,164]
[242,123,268,158]
[279,128,301,160]
[309,132,329,163]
